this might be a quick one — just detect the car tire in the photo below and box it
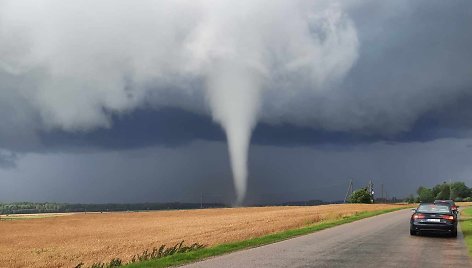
[410,229,416,236]
[451,230,458,238]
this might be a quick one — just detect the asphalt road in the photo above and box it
[183,209,471,268]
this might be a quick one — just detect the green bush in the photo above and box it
[349,188,372,203]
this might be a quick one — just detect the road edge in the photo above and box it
[460,207,472,258]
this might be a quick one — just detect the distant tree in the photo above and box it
[436,183,450,200]
[405,194,416,204]
[450,182,471,199]
[349,188,372,204]
[417,186,434,202]
[416,186,425,195]
[432,184,442,199]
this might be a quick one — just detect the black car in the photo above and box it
[410,203,457,237]
[434,200,458,214]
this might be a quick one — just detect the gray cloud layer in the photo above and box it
[262,0,472,135]
[0,149,17,169]
[0,0,470,152]
[0,0,356,129]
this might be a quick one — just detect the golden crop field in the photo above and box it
[0,203,407,267]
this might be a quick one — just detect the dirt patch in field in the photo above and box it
[0,204,407,267]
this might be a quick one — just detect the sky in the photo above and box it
[0,0,471,205]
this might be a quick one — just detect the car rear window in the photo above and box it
[435,200,454,205]
[417,204,451,214]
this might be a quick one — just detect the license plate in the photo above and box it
[427,219,441,222]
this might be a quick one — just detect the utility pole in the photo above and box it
[200,192,203,209]
[368,180,374,203]
[344,179,353,203]
[381,183,384,203]
[449,179,453,200]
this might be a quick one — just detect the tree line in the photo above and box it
[0,202,225,215]
[405,181,472,203]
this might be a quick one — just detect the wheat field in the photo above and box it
[0,203,407,267]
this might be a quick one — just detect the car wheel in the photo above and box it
[451,230,458,238]
[410,229,416,236]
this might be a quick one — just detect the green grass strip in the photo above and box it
[460,207,472,256]
[125,207,406,268]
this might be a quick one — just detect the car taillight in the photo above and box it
[442,215,455,221]
[413,214,425,219]
[452,206,457,210]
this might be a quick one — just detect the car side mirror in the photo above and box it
[411,208,416,212]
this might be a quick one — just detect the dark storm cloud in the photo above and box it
[38,89,472,151]
[2,139,472,204]
[39,108,225,151]
[1,0,472,204]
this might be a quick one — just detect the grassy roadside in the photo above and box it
[125,207,407,268]
[460,207,472,256]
